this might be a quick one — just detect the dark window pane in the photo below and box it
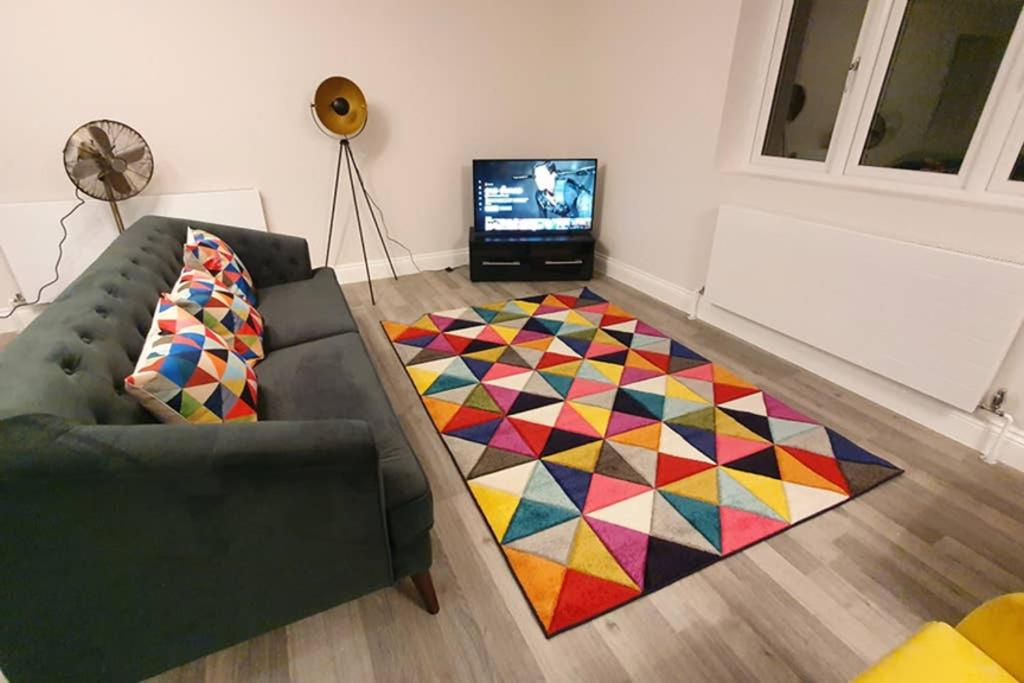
[763,0,870,161]
[1011,143,1024,181]
[860,0,1024,174]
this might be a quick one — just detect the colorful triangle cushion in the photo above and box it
[168,268,265,366]
[182,227,258,306]
[384,288,902,637]
[125,295,259,424]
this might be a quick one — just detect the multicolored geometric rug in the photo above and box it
[383,288,902,636]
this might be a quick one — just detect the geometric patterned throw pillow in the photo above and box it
[125,295,259,424]
[182,226,258,306]
[168,268,265,365]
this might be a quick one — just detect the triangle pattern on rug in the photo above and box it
[507,517,580,565]
[504,547,567,630]
[543,461,593,511]
[644,537,718,593]
[719,506,788,555]
[547,569,641,635]
[659,491,722,552]
[595,442,649,485]
[582,473,650,513]
[586,489,656,535]
[543,440,603,472]
[650,492,719,555]
[503,498,580,544]
[567,519,638,590]
[384,287,903,637]
[587,518,649,590]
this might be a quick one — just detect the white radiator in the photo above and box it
[703,205,1024,412]
[0,188,267,307]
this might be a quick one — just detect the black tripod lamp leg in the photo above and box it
[348,147,399,281]
[325,138,345,267]
[343,141,375,305]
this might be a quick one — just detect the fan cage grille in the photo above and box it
[62,119,153,201]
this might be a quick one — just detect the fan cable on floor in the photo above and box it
[1,189,84,320]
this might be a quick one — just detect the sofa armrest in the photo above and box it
[0,416,393,682]
[957,593,1024,681]
[2,416,380,476]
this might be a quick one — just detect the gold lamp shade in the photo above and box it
[313,77,368,137]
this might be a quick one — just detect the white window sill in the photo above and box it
[727,163,1024,214]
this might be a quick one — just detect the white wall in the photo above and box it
[0,0,587,304]
[561,1,1024,424]
[5,0,1024,424]
[716,0,1024,421]
[575,0,743,299]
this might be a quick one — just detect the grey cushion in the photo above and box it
[256,334,432,546]
[257,268,357,351]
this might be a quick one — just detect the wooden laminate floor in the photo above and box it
[151,268,1024,683]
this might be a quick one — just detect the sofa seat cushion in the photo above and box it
[257,268,358,351]
[256,333,431,546]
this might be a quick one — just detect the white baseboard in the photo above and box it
[0,304,45,333]
[699,301,1024,472]
[0,311,20,333]
[594,252,698,314]
[951,410,1024,472]
[997,425,1024,471]
[596,253,1024,473]
[331,247,468,284]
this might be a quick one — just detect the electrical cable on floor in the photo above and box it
[341,141,422,274]
[315,135,429,276]
[363,189,422,273]
[1,189,84,320]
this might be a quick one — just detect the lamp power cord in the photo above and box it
[310,104,423,274]
[362,185,421,273]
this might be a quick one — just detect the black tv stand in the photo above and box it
[469,230,595,282]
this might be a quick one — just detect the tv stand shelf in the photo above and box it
[469,230,595,282]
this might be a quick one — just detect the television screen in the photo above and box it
[474,158,597,233]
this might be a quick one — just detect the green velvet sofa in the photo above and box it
[0,216,436,682]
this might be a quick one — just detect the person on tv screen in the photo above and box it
[532,161,593,219]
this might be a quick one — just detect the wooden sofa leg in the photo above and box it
[411,571,440,614]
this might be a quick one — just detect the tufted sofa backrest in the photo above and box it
[0,215,308,426]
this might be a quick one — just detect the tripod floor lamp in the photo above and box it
[311,76,397,305]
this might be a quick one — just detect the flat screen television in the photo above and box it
[473,158,597,234]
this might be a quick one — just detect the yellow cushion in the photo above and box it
[855,622,1017,683]
[957,594,1024,681]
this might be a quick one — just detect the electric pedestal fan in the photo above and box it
[0,121,153,319]
[62,120,154,232]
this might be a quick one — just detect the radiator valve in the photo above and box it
[987,388,1007,416]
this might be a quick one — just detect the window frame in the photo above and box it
[988,93,1024,195]
[746,0,1024,209]
[749,0,890,172]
